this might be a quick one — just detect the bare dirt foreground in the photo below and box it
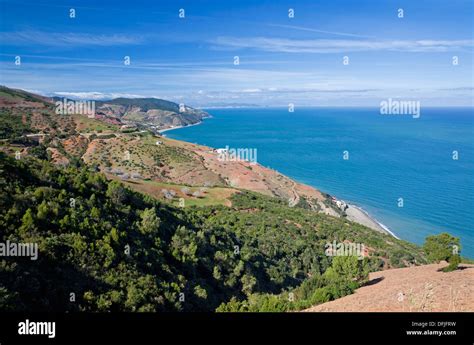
[304,263,474,312]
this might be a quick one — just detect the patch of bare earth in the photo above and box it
[108,174,238,207]
[61,135,88,157]
[170,138,337,214]
[46,148,70,166]
[304,263,474,312]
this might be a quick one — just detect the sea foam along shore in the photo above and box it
[160,118,399,239]
[345,203,399,238]
[158,121,202,134]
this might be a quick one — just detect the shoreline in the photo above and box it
[161,116,398,239]
[346,203,399,238]
[158,121,203,134]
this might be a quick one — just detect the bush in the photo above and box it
[310,287,331,304]
[442,254,461,272]
[423,233,461,271]
[323,256,369,284]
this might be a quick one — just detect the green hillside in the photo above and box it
[0,86,431,312]
[0,152,426,312]
[0,85,51,104]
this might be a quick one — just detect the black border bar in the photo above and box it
[0,312,473,345]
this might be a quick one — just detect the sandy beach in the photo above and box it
[158,121,203,134]
[345,204,398,237]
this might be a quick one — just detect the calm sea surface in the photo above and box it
[167,107,474,258]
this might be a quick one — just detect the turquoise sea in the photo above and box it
[166,107,474,258]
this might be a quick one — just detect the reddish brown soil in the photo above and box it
[305,263,474,312]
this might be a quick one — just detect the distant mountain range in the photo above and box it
[51,94,210,130]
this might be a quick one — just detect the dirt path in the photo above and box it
[287,181,300,207]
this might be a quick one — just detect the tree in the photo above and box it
[29,145,48,160]
[106,181,128,205]
[324,256,369,284]
[19,208,36,235]
[171,226,198,263]
[194,285,207,300]
[444,254,461,272]
[423,233,461,272]
[139,207,160,236]
[36,201,49,220]
[240,273,257,296]
[216,297,244,312]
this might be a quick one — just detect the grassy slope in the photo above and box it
[0,86,432,312]
[0,153,426,312]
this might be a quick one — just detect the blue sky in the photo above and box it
[0,0,472,106]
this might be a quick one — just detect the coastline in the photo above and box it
[158,121,203,134]
[161,117,398,239]
[345,203,399,238]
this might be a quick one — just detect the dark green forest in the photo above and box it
[0,152,427,312]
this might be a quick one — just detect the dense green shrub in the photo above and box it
[0,153,426,311]
[423,233,461,271]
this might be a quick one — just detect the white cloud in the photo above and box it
[0,31,143,46]
[53,91,143,100]
[212,36,474,53]
[241,88,262,93]
[267,24,375,39]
